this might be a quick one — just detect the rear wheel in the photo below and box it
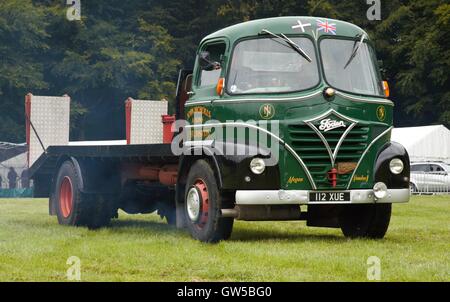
[339,204,391,239]
[409,183,417,194]
[59,176,73,219]
[55,161,111,229]
[184,160,234,243]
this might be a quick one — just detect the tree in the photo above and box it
[375,0,450,127]
[0,0,448,143]
[0,0,49,142]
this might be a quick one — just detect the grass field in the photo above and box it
[0,195,449,282]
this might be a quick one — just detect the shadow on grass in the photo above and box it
[110,219,173,230]
[10,215,401,244]
[230,228,345,243]
[7,216,180,236]
[109,218,346,243]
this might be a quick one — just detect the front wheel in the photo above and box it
[184,160,234,243]
[339,204,391,239]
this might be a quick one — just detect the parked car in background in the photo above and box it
[410,162,450,193]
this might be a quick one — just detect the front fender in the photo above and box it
[374,142,410,189]
[179,142,280,190]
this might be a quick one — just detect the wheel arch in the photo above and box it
[175,147,223,228]
[374,141,410,189]
[50,156,120,215]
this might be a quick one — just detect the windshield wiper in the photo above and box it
[260,29,312,63]
[344,34,367,69]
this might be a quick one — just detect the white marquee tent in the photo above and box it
[391,125,450,164]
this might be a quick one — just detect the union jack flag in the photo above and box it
[317,19,337,35]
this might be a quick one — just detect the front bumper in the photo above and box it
[235,189,410,205]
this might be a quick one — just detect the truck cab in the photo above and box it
[175,17,410,241]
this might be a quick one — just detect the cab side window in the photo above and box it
[199,43,226,87]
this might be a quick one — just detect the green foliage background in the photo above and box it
[0,0,448,142]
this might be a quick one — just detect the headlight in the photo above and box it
[389,158,404,175]
[373,182,388,199]
[250,158,266,175]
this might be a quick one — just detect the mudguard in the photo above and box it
[178,141,280,191]
[374,142,410,189]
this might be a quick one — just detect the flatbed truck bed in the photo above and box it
[29,143,178,177]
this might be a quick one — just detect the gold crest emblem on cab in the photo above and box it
[259,104,275,120]
[376,105,386,121]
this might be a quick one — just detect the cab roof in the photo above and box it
[202,16,368,45]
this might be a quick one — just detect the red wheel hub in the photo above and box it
[195,179,209,227]
[59,176,73,218]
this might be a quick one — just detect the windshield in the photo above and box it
[320,38,384,96]
[227,37,319,94]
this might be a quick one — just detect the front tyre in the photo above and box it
[184,160,234,243]
[339,204,391,239]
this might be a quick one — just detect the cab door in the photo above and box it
[186,39,228,140]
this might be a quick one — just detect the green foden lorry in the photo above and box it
[28,17,411,243]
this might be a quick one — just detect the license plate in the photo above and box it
[309,192,350,202]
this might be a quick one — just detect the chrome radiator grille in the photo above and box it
[288,122,370,189]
